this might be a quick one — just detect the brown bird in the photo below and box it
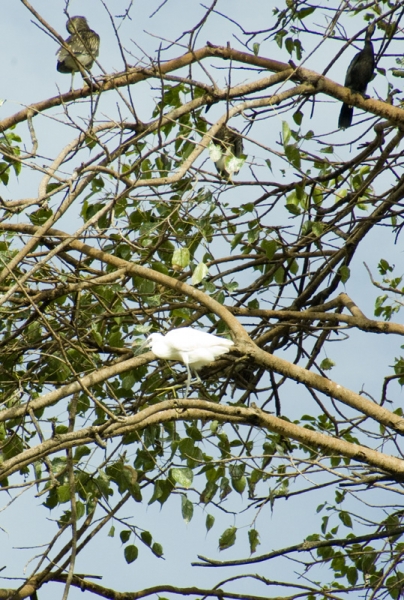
[212,125,244,178]
[57,16,100,90]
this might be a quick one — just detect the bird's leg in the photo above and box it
[184,363,192,398]
[193,370,202,385]
[70,72,75,92]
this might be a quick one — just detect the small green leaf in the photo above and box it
[312,222,323,237]
[206,514,215,532]
[293,110,303,125]
[172,247,190,270]
[141,531,152,546]
[320,358,335,371]
[274,267,285,284]
[219,526,237,551]
[282,121,291,146]
[120,529,131,543]
[253,43,260,56]
[57,485,71,504]
[346,566,358,585]
[248,529,260,554]
[181,495,194,523]
[74,446,91,461]
[261,239,277,260]
[192,262,209,285]
[265,158,272,172]
[124,544,138,564]
[152,542,164,557]
[339,265,351,284]
[232,476,246,495]
[339,511,352,528]
[171,467,193,488]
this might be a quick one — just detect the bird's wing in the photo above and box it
[165,328,233,351]
[57,32,100,64]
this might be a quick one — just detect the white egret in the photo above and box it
[145,327,234,397]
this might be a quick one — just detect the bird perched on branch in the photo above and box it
[210,125,245,179]
[145,327,234,398]
[57,16,100,90]
[338,23,375,129]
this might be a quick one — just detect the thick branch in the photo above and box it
[1,400,404,481]
[1,45,402,133]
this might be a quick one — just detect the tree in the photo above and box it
[2,1,404,598]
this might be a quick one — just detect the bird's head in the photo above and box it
[132,332,163,355]
[145,333,163,347]
[67,16,90,34]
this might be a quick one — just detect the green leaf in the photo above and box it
[274,267,285,284]
[312,222,323,237]
[192,262,209,285]
[248,528,260,554]
[261,239,277,260]
[285,190,301,215]
[206,514,215,532]
[74,446,91,461]
[29,207,53,226]
[200,481,218,504]
[346,566,358,585]
[293,110,303,125]
[124,544,138,564]
[172,247,190,270]
[285,37,294,55]
[232,476,246,495]
[282,121,291,146]
[339,266,351,284]
[152,542,164,557]
[120,529,131,543]
[76,501,85,520]
[171,467,193,488]
[141,531,152,546]
[219,526,237,551]
[253,43,260,56]
[181,495,194,523]
[339,511,353,528]
[285,144,301,169]
[320,358,335,371]
[57,485,71,504]
[297,6,315,19]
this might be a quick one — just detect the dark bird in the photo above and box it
[211,125,245,178]
[338,23,375,129]
[57,16,100,90]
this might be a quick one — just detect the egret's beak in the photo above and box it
[132,337,151,355]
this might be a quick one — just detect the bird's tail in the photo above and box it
[338,103,353,129]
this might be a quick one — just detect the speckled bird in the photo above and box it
[212,125,244,178]
[57,16,100,90]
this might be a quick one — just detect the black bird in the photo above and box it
[212,125,244,178]
[338,23,375,129]
[57,16,100,90]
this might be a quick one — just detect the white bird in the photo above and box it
[145,327,234,397]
